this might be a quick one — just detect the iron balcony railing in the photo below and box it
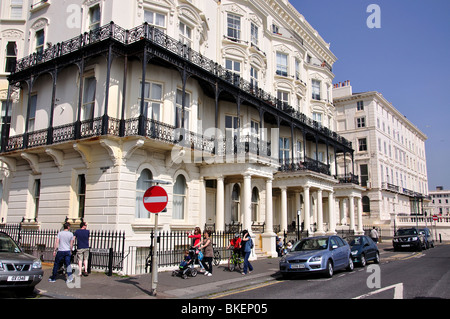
[10,21,352,150]
[279,156,331,176]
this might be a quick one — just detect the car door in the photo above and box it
[330,237,345,269]
[363,236,375,259]
[335,236,349,269]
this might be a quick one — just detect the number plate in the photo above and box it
[7,276,29,282]
[401,245,410,248]
[291,264,306,269]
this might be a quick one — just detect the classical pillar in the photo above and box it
[199,177,206,230]
[242,174,252,231]
[303,186,311,234]
[280,186,288,232]
[216,176,224,231]
[357,196,364,234]
[262,178,277,257]
[349,196,355,232]
[316,189,324,235]
[328,191,336,234]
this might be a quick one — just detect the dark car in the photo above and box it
[279,235,353,279]
[419,228,435,249]
[393,228,426,252]
[0,232,44,295]
[346,235,380,267]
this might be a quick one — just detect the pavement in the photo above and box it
[30,241,409,299]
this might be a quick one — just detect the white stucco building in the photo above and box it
[0,0,367,273]
[333,81,429,225]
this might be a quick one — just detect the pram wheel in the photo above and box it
[190,268,198,277]
[172,270,177,277]
[182,274,188,279]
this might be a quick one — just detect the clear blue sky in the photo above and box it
[290,0,450,191]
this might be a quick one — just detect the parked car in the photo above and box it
[346,235,380,267]
[279,235,353,279]
[419,228,435,249]
[0,232,44,295]
[393,228,426,252]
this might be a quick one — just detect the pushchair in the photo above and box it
[172,248,200,279]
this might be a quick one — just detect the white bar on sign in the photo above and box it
[144,196,168,203]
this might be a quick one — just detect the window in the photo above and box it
[295,59,301,80]
[357,101,364,111]
[313,112,322,125]
[250,67,258,89]
[276,52,288,76]
[139,82,162,121]
[362,196,370,212]
[277,91,289,108]
[10,0,23,19]
[179,22,192,47]
[33,179,41,219]
[312,80,321,100]
[88,5,101,30]
[225,59,241,74]
[251,187,259,222]
[82,77,96,121]
[5,42,17,73]
[231,184,240,222]
[360,164,368,187]
[144,10,166,31]
[272,24,280,34]
[250,120,259,135]
[35,29,45,54]
[173,175,187,220]
[227,13,241,40]
[358,138,367,152]
[77,174,86,219]
[1,100,11,131]
[296,140,302,160]
[356,117,366,128]
[175,89,191,129]
[28,94,37,132]
[135,169,152,218]
[251,23,258,46]
[279,137,290,164]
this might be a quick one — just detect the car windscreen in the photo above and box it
[0,235,21,253]
[346,236,363,246]
[293,238,328,251]
[396,229,417,236]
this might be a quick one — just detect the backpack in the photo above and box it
[249,238,254,249]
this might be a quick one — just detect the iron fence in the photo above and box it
[0,224,125,272]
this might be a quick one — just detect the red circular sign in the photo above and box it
[433,215,438,221]
[143,186,168,213]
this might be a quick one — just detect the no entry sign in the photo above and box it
[143,186,168,213]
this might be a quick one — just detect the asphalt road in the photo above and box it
[211,244,450,299]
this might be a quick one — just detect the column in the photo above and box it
[303,186,311,234]
[328,191,336,234]
[357,197,364,234]
[280,186,288,232]
[199,178,206,230]
[262,178,277,257]
[349,196,355,232]
[242,174,252,231]
[341,198,348,225]
[216,176,224,231]
[316,189,324,235]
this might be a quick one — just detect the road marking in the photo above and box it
[353,283,404,299]
[208,281,283,299]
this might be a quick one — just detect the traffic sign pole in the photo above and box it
[142,184,169,296]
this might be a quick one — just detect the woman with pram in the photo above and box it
[187,227,205,273]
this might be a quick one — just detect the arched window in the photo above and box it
[136,169,153,218]
[173,175,187,220]
[251,187,259,222]
[362,196,371,213]
[231,184,240,222]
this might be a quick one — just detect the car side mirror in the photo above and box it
[331,245,338,250]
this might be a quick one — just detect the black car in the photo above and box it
[0,232,44,295]
[346,235,380,267]
[419,228,435,249]
[393,228,426,252]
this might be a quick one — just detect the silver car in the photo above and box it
[0,232,44,295]
[279,235,354,278]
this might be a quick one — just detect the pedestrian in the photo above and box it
[241,229,253,275]
[74,221,90,277]
[188,227,202,248]
[198,229,214,276]
[370,227,379,243]
[49,222,75,283]
[227,233,242,257]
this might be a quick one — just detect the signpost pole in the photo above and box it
[151,212,159,296]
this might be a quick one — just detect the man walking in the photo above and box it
[49,222,75,283]
[74,222,90,277]
[370,227,379,243]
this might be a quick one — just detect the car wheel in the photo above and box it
[325,260,334,278]
[417,243,422,252]
[360,254,366,267]
[374,251,380,264]
[347,257,354,272]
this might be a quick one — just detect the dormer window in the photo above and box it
[89,4,101,30]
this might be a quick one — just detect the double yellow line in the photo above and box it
[208,281,283,299]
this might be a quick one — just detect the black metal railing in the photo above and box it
[10,21,352,150]
[279,157,331,176]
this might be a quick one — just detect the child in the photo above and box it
[227,233,242,257]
